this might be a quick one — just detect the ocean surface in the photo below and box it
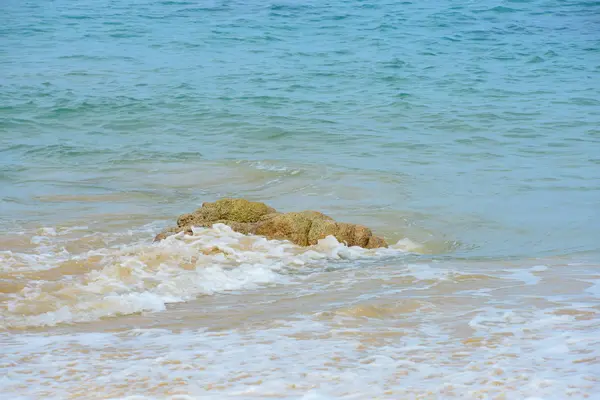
[1,0,599,398]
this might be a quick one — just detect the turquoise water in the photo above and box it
[2,0,599,257]
[1,1,600,398]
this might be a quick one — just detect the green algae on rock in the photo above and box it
[155,199,388,249]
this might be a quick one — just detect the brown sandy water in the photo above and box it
[1,201,598,399]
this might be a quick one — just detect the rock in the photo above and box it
[153,226,191,241]
[255,211,324,246]
[176,198,276,227]
[366,235,388,249]
[155,198,387,248]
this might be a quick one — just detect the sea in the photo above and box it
[1,0,599,398]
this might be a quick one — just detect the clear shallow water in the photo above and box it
[1,0,599,399]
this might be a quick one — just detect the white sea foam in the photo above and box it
[1,224,409,329]
[4,222,598,399]
[1,305,598,399]
[237,160,303,175]
[390,237,423,252]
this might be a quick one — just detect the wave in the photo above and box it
[1,224,415,329]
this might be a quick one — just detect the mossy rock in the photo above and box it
[155,198,388,248]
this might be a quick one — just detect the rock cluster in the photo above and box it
[155,198,388,249]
